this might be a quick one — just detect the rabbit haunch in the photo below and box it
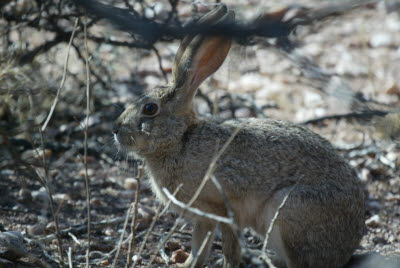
[113,4,364,268]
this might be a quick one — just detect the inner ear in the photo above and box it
[189,36,231,89]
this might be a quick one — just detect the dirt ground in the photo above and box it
[0,0,400,267]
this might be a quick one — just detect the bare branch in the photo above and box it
[126,165,144,267]
[41,18,79,132]
[162,188,232,224]
[83,15,92,268]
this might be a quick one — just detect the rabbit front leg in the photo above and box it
[178,218,217,268]
[220,223,241,268]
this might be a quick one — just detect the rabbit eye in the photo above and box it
[142,103,158,116]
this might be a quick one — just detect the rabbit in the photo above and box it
[113,4,365,268]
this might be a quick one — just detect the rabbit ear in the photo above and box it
[172,4,229,78]
[172,6,234,111]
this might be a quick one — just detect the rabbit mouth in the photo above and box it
[114,131,139,149]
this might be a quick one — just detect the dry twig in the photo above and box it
[68,247,73,268]
[83,15,92,268]
[190,231,213,268]
[112,204,133,268]
[126,165,144,267]
[41,18,79,131]
[260,176,302,267]
[133,184,183,267]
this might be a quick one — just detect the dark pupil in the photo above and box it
[144,103,157,115]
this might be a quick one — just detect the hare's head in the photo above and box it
[113,5,234,155]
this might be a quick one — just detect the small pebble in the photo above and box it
[90,198,103,207]
[124,178,138,190]
[21,149,52,165]
[45,222,67,233]
[78,168,94,177]
[366,215,382,228]
[386,83,400,97]
[234,108,251,118]
[31,188,48,203]
[132,255,142,264]
[18,189,31,203]
[386,193,400,202]
[368,200,383,210]
[104,228,114,236]
[370,32,393,48]
[27,223,46,236]
[171,249,189,264]
[153,256,165,264]
[165,240,181,251]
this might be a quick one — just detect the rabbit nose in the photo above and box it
[112,121,121,134]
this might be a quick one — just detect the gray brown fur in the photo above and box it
[113,5,365,268]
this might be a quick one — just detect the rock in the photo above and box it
[386,83,400,97]
[31,188,47,202]
[153,256,165,264]
[335,52,367,76]
[303,91,323,107]
[27,223,46,236]
[100,259,109,266]
[78,168,94,177]
[21,149,52,165]
[53,193,69,203]
[90,198,103,207]
[171,249,189,264]
[234,108,251,118]
[367,200,383,210]
[385,0,400,13]
[165,240,181,251]
[124,178,138,190]
[370,32,393,48]
[361,168,372,182]
[104,228,114,236]
[372,236,387,245]
[132,255,142,264]
[17,188,31,203]
[386,193,400,202]
[45,222,67,233]
[366,215,382,228]
[0,231,28,261]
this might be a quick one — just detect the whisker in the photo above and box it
[130,136,137,146]
[96,136,116,153]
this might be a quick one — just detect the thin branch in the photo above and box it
[73,0,378,48]
[152,46,169,83]
[38,129,65,267]
[68,247,73,268]
[260,176,302,267]
[126,165,144,267]
[210,175,262,266]
[190,231,212,268]
[18,32,72,65]
[162,188,232,224]
[83,15,92,268]
[301,110,389,125]
[133,184,183,267]
[41,18,79,132]
[112,204,133,268]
